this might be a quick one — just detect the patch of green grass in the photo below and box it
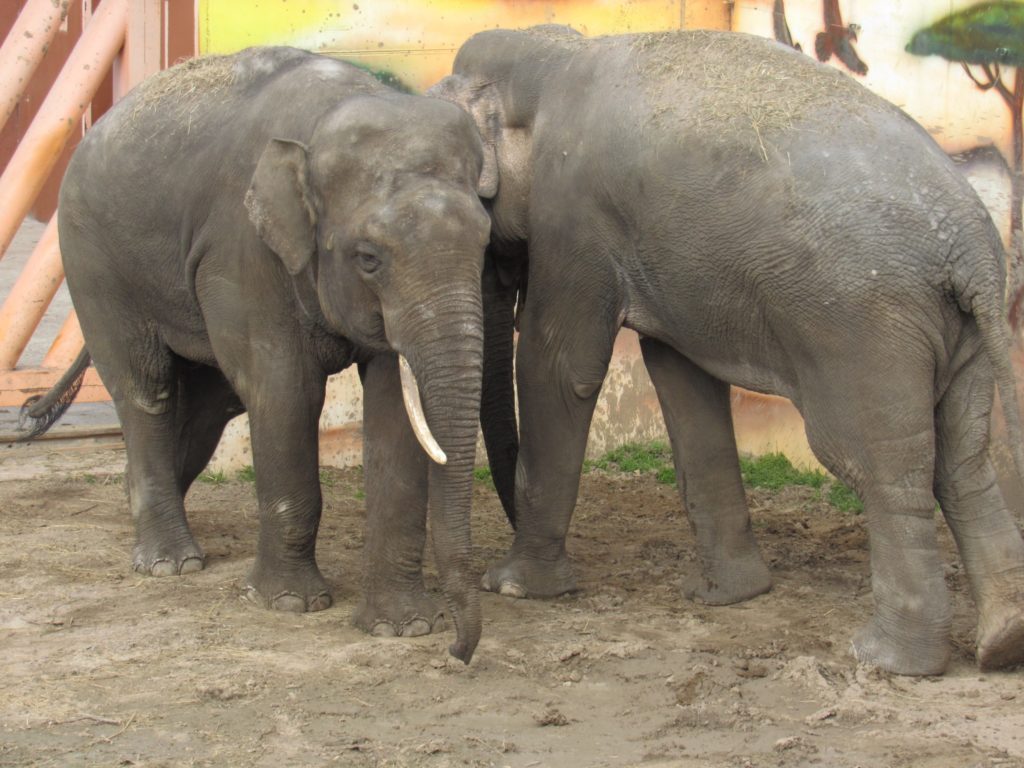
[473,466,496,490]
[827,482,863,514]
[583,442,677,485]
[319,469,337,488]
[588,442,674,474]
[198,469,228,485]
[655,467,677,486]
[584,442,862,513]
[237,465,256,483]
[354,488,366,501]
[81,473,99,485]
[739,452,826,490]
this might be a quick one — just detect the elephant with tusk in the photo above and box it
[21,47,492,663]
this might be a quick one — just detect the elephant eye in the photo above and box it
[354,245,382,275]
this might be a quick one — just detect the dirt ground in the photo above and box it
[1,442,1023,768]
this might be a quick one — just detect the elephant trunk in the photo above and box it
[400,291,484,663]
[480,255,519,527]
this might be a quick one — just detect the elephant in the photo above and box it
[431,26,1024,675]
[23,47,492,662]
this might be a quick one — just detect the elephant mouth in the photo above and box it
[398,355,447,465]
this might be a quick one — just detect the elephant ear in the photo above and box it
[245,138,318,275]
[476,112,499,199]
[428,76,499,199]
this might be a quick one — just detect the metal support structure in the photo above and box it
[0,0,129,260]
[118,0,162,98]
[0,0,169,408]
[0,214,62,370]
[0,0,71,133]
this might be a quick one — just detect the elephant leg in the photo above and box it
[236,359,332,613]
[94,336,206,577]
[352,353,444,637]
[933,348,1024,671]
[639,338,772,604]
[174,362,244,496]
[801,367,950,675]
[126,362,240,574]
[482,295,617,598]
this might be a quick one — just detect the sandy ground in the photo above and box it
[1,443,1023,768]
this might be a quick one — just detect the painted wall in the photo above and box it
[201,0,1024,472]
[735,1,1022,276]
[199,0,691,92]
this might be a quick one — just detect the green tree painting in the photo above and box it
[907,2,1024,319]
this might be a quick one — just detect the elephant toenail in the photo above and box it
[371,622,398,637]
[401,618,432,637]
[150,559,176,577]
[307,593,333,612]
[499,582,527,598]
[270,593,306,613]
[179,557,204,574]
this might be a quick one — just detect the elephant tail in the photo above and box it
[972,287,1024,488]
[17,347,91,441]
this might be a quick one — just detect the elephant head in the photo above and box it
[244,93,492,662]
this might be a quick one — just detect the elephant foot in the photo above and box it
[132,538,205,577]
[353,590,446,638]
[977,603,1024,671]
[851,619,950,676]
[244,561,333,613]
[481,550,577,598]
[683,552,772,606]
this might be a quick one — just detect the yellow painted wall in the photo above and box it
[199,0,693,92]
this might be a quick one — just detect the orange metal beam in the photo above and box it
[0,214,63,369]
[0,0,71,133]
[42,308,86,370]
[0,366,107,407]
[0,0,128,260]
[122,0,162,93]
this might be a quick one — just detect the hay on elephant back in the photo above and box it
[534,28,876,158]
[129,54,238,122]
[632,31,876,136]
[627,31,885,163]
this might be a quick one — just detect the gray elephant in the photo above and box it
[24,47,491,662]
[433,27,1024,674]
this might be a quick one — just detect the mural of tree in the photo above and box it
[907,2,1024,318]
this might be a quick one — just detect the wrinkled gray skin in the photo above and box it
[53,48,490,662]
[434,27,1024,674]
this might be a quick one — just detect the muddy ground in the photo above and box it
[1,441,1023,768]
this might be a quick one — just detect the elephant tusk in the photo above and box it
[398,355,448,465]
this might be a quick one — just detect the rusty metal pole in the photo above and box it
[123,0,162,91]
[0,214,63,369]
[0,0,128,261]
[0,0,72,133]
[42,308,85,370]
